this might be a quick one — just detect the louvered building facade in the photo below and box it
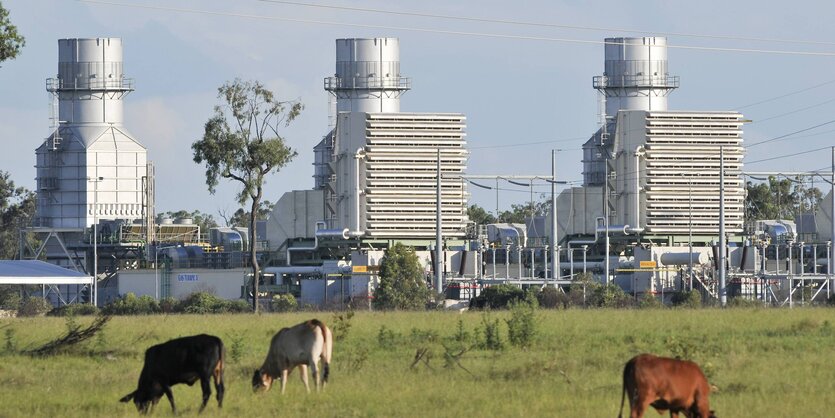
[332,112,468,239]
[612,110,745,235]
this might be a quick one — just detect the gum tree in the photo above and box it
[192,79,302,312]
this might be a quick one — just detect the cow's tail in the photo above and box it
[214,338,226,407]
[618,359,633,418]
[311,319,332,383]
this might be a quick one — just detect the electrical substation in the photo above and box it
[18,36,835,308]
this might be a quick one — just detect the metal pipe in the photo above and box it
[435,148,443,294]
[352,148,365,237]
[719,146,726,306]
[634,147,644,230]
[582,245,588,274]
[799,242,805,276]
[550,150,558,282]
[286,221,331,265]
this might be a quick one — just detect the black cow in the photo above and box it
[120,334,225,414]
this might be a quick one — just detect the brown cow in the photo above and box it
[618,354,716,418]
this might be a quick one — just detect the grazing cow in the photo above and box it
[618,354,716,418]
[120,334,225,414]
[252,319,333,395]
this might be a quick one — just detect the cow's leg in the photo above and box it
[198,375,211,413]
[163,386,176,414]
[299,364,311,393]
[280,368,289,395]
[310,358,320,392]
[630,393,653,418]
[213,366,225,408]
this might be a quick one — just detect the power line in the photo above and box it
[79,0,835,57]
[746,118,835,148]
[734,79,835,110]
[750,97,835,124]
[468,136,586,150]
[253,0,835,47]
[745,146,832,165]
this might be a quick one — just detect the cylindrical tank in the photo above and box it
[593,37,678,117]
[659,252,710,266]
[324,38,410,113]
[53,38,133,128]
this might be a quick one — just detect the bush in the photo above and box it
[17,297,52,317]
[271,294,298,312]
[476,314,503,351]
[471,284,524,309]
[102,293,160,315]
[638,293,664,309]
[225,299,252,313]
[372,243,431,310]
[727,297,762,308]
[48,304,100,317]
[506,293,538,349]
[588,283,632,308]
[159,297,179,313]
[537,285,566,309]
[178,292,226,314]
[671,290,702,309]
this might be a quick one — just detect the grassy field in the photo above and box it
[1,308,834,417]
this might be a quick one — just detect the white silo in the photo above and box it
[324,38,411,113]
[35,38,148,229]
[593,37,679,117]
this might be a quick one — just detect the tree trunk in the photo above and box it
[250,190,261,313]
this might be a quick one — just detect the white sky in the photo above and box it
[1,0,834,220]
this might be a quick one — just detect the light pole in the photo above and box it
[89,176,103,306]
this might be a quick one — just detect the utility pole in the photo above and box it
[435,149,443,295]
[719,146,727,307]
[550,150,558,283]
[830,147,834,289]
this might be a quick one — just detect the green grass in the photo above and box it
[1,308,834,417]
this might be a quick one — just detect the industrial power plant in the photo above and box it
[12,35,835,309]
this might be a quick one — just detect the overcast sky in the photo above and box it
[2,0,834,221]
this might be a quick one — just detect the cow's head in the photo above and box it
[120,387,162,414]
[252,369,274,393]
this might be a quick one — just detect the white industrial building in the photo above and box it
[560,37,745,241]
[35,38,151,230]
[269,38,468,251]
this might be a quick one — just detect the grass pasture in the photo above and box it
[1,308,834,417]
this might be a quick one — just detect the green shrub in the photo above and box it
[671,290,703,309]
[476,314,503,351]
[271,294,298,312]
[727,296,762,308]
[372,243,431,310]
[102,293,160,315]
[17,297,53,317]
[48,304,100,317]
[506,293,538,349]
[588,283,632,308]
[178,292,226,314]
[537,285,565,309]
[159,297,178,313]
[225,299,252,313]
[471,284,524,309]
[638,293,664,309]
[0,287,22,310]
[376,325,400,349]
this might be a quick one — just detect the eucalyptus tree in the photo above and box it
[192,79,302,312]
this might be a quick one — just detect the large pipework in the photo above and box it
[660,252,710,266]
[286,222,354,265]
[324,38,411,113]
